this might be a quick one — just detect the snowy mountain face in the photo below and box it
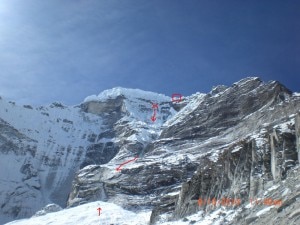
[0,99,103,223]
[0,87,175,224]
[1,79,300,225]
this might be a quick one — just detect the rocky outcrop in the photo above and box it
[81,96,125,125]
[67,154,197,210]
[33,204,62,217]
[80,142,119,168]
[67,165,108,207]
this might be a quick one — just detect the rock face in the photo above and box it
[230,165,300,225]
[171,119,298,220]
[67,165,107,207]
[148,78,300,224]
[67,78,300,225]
[1,78,300,225]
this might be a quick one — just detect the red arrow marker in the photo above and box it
[151,115,156,122]
[116,156,138,172]
[97,207,102,216]
[151,103,158,122]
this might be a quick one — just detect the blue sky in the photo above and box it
[0,0,299,105]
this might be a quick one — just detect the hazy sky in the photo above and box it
[0,0,299,105]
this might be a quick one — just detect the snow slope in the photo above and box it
[5,201,151,225]
[5,201,241,225]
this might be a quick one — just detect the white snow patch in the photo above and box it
[282,188,290,196]
[209,152,219,162]
[245,202,254,209]
[167,191,180,196]
[231,146,242,153]
[268,184,280,192]
[273,118,295,133]
[250,133,267,148]
[256,206,274,217]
